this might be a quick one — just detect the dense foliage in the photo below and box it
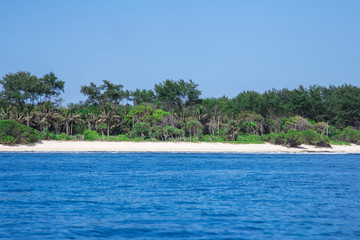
[0,119,40,144]
[1,71,360,146]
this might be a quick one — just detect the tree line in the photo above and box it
[1,71,359,145]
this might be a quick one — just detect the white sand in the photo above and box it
[0,141,359,153]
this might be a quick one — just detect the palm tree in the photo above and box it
[81,106,100,131]
[34,101,61,133]
[186,120,202,141]
[97,103,119,137]
[59,106,83,135]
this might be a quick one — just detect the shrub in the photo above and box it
[282,116,311,132]
[76,134,83,140]
[0,119,40,144]
[201,135,226,142]
[263,131,303,147]
[263,132,285,145]
[131,122,150,139]
[284,129,303,147]
[213,136,226,142]
[201,135,213,142]
[0,135,17,144]
[118,134,130,141]
[312,122,329,135]
[40,130,55,140]
[301,129,330,147]
[224,120,240,141]
[333,127,360,144]
[236,134,264,144]
[131,137,142,142]
[329,127,341,138]
[329,140,351,146]
[163,126,182,141]
[150,126,163,140]
[83,130,100,141]
[186,120,203,140]
[55,133,71,140]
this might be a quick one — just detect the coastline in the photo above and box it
[0,140,359,153]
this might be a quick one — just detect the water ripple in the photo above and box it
[1,153,360,239]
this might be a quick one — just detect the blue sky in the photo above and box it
[1,0,359,104]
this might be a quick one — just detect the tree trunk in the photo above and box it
[107,119,110,138]
[326,121,329,136]
[27,111,30,126]
[66,123,69,135]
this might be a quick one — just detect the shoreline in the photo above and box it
[0,141,360,153]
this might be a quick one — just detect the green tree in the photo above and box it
[224,120,240,141]
[81,80,126,106]
[40,72,65,102]
[186,120,202,141]
[81,80,126,136]
[130,89,156,106]
[282,116,311,132]
[131,122,150,139]
[96,122,108,140]
[154,79,201,113]
[202,96,231,136]
[236,112,264,135]
[59,105,83,136]
[333,85,360,128]
[0,71,64,126]
[125,104,155,125]
[150,125,164,140]
[287,85,311,117]
[162,126,183,141]
[34,101,62,133]
[307,85,326,122]
[260,89,283,117]
[231,91,263,114]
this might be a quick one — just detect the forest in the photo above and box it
[1,71,360,146]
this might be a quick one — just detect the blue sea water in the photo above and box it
[0,153,360,239]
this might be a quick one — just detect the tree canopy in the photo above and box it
[0,71,64,108]
[154,79,201,112]
[80,80,126,106]
[1,71,360,146]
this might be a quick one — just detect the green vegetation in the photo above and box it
[237,134,264,144]
[301,129,330,147]
[1,71,360,146]
[83,130,101,141]
[332,127,360,144]
[54,133,72,141]
[0,119,40,144]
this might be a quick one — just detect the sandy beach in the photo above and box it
[0,141,359,153]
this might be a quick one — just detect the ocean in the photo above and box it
[1,153,359,239]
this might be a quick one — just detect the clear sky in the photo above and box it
[1,0,359,104]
